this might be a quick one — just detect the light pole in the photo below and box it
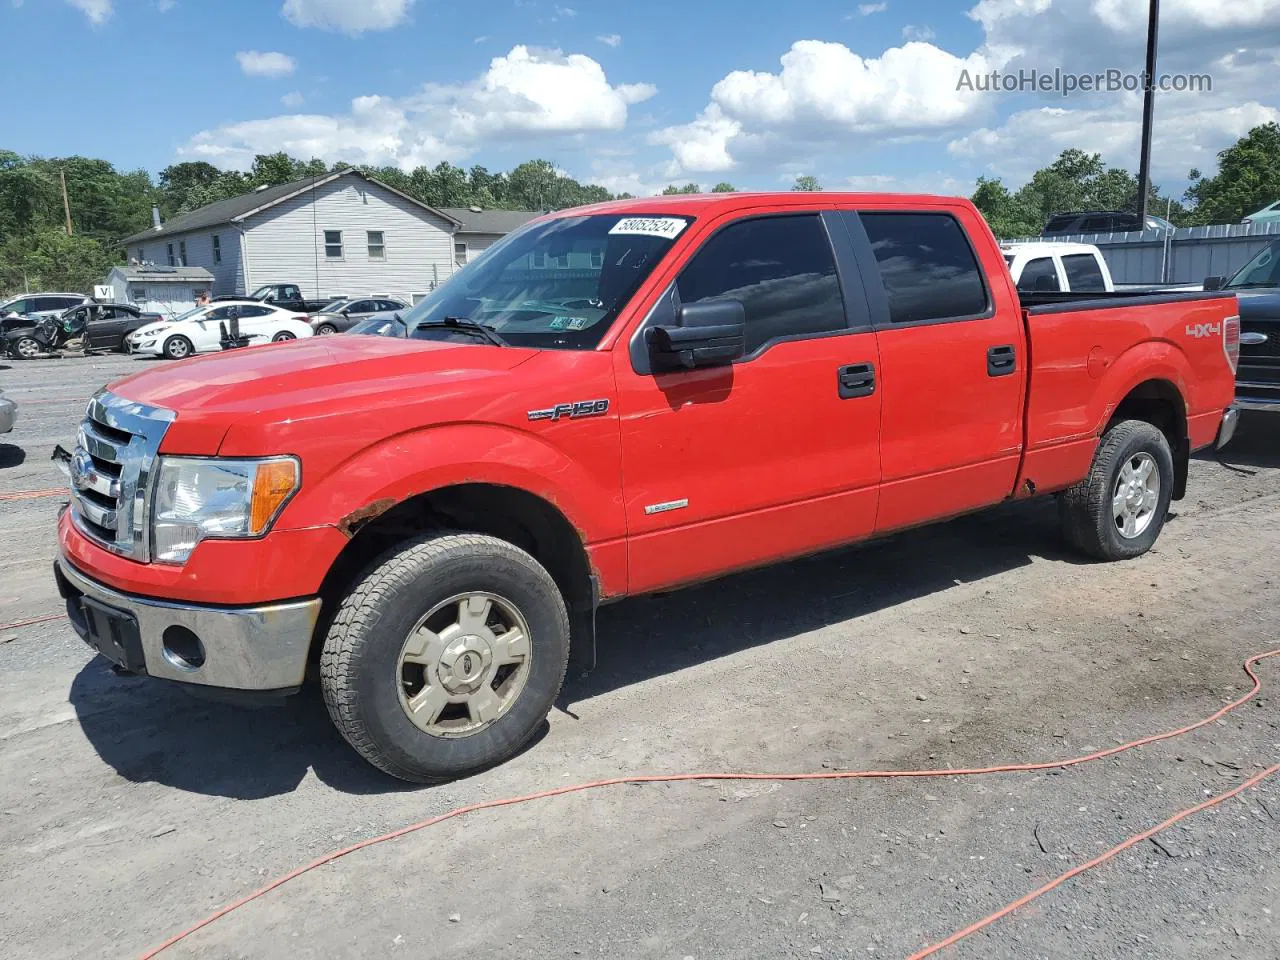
[1135,0,1160,222]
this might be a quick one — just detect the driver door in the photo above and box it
[614,209,883,594]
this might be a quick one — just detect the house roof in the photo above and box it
[110,265,215,282]
[440,207,541,236]
[123,170,462,245]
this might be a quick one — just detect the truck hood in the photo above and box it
[1234,289,1280,320]
[110,336,537,422]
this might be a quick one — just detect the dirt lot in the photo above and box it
[0,352,1277,960]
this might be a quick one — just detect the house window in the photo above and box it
[167,243,175,266]
[132,288,147,302]
[591,248,603,268]
[324,230,343,259]
[454,241,467,266]
[368,231,386,261]
[179,240,188,266]
[136,247,144,263]
[532,250,546,268]
[212,234,221,264]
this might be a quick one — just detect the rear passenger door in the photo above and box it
[616,210,883,594]
[1061,253,1108,293]
[840,209,1026,533]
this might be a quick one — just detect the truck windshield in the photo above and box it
[1227,240,1280,288]
[402,213,693,349]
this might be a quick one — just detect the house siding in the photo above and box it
[238,179,456,301]
[130,228,241,297]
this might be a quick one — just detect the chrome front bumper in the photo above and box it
[55,556,321,692]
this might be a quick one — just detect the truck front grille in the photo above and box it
[69,391,174,562]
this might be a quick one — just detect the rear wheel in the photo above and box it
[320,532,570,783]
[1060,419,1174,561]
[163,335,193,360]
[272,331,296,342]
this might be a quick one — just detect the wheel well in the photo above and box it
[1108,378,1189,499]
[315,483,597,667]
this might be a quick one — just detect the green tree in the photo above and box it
[711,182,737,193]
[661,183,701,195]
[792,174,822,192]
[1185,122,1280,224]
[970,176,1042,238]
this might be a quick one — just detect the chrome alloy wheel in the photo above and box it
[1112,452,1160,539]
[396,592,532,738]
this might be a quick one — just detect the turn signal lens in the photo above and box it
[250,459,300,533]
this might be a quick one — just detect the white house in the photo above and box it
[441,207,542,267]
[122,170,536,303]
[104,265,215,318]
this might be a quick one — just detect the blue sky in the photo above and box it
[4,0,1279,197]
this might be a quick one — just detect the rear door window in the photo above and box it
[676,214,847,355]
[1017,257,1060,292]
[1062,254,1107,292]
[858,212,989,324]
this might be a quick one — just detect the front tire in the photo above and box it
[163,335,193,360]
[1060,419,1174,561]
[314,323,338,336]
[272,331,296,342]
[320,533,570,783]
[11,336,41,359]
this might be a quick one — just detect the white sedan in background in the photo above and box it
[127,301,314,359]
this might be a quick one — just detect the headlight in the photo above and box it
[151,457,300,563]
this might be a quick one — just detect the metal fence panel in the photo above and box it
[1002,221,1280,285]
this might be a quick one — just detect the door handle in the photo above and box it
[837,362,876,399]
[987,345,1017,377]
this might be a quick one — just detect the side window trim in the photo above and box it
[843,209,995,330]
[627,211,871,375]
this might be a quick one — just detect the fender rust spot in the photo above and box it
[337,497,397,539]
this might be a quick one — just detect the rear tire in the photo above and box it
[272,331,296,342]
[1060,419,1174,561]
[320,532,570,783]
[163,335,193,360]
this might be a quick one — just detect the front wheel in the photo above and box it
[272,331,296,342]
[11,336,41,360]
[314,323,338,336]
[163,335,193,360]
[320,533,570,783]
[1060,419,1174,561]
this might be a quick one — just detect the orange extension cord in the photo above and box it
[133,648,1280,959]
[0,487,66,502]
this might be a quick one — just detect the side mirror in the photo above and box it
[1203,276,1225,291]
[646,299,746,370]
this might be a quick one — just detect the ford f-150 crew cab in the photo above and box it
[55,193,1240,783]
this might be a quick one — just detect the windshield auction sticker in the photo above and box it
[609,217,689,240]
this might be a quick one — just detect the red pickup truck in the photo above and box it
[56,193,1240,782]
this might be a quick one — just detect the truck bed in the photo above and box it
[1019,289,1237,313]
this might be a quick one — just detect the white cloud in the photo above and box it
[901,24,935,41]
[66,0,111,24]
[653,39,992,173]
[236,50,297,78]
[282,0,413,34]
[183,45,657,171]
[597,33,621,47]
[157,0,175,10]
[857,2,888,13]
[656,0,1280,186]
[553,4,576,17]
[473,35,490,43]
[281,91,305,107]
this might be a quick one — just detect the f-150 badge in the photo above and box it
[528,399,611,422]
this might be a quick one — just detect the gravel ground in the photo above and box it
[0,352,1277,960]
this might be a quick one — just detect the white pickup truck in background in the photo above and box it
[1001,241,1115,294]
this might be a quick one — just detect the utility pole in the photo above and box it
[1135,0,1160,222]
[60,167,73,236]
